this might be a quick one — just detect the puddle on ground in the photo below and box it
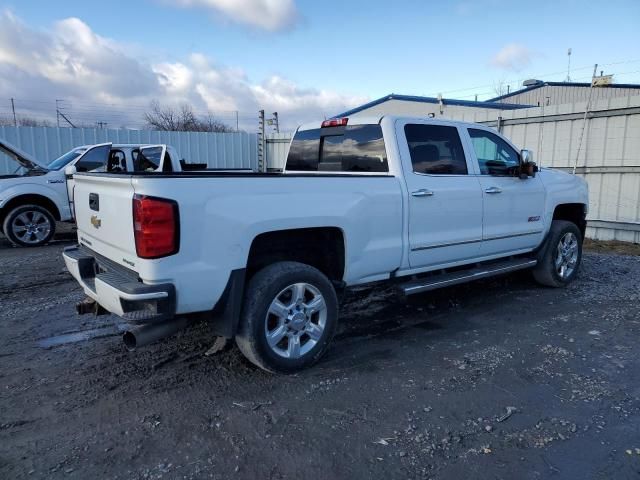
[38,324,128,348]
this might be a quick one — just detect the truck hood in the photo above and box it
[0,138,48,172]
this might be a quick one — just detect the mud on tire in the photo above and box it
[235,261,338,373]
[533,220,582,288]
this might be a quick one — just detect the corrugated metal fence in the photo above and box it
[0,126,258,173]
[265,132,292,171]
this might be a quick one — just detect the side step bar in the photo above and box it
[400,258,537,296]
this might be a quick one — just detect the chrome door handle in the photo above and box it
[484,186,502,194]
[411,189,434,197]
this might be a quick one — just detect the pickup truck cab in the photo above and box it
[63,116,588,373]
[1,141,193,246]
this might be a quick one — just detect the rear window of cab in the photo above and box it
[286,124,388,173]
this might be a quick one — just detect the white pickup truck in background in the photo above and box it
[63,115,588,373]
[0,141,211,247]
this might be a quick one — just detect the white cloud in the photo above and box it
[0,11,364,130]
[490,43,533,72]
[168,0,299,31]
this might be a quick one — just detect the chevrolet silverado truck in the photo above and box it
[63,116,588,373]
[0,141,216,247]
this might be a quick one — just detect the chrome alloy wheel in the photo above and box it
[555,232,579,279]
[264,283,327,359]
[11,210,52,245]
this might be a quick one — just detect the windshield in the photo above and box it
[47,149,86,170]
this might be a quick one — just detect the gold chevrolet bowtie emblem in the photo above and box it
[90,215,101,229]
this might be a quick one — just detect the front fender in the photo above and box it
[0,181,70,219]
[539,168,588,227]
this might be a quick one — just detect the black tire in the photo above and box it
[236,261,338,373]
[532,220,582,287]
[2,204,56,247]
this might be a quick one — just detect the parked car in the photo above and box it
[63,116,588,373]
[0,141,197,247]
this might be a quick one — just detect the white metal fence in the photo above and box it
[265,132,292,171]
[0,126,258,174]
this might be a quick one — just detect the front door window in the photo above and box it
[468,128,520,176]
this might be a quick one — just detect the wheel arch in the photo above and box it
[552,203,587,239]
[246,227,346,283]
[208,227,346,340]
[0,194,62,226]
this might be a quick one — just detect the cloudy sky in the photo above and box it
[0,0,639,131]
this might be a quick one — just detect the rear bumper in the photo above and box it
[63,245,176,323]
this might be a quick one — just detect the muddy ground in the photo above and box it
[1,231,640,479]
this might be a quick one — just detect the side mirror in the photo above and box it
[519,149,537,178]
[64,165,76,178]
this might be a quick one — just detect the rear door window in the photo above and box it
[404,124,468,175]
[286,125,388,173]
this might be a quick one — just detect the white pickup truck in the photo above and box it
[0,141,210,246]
[63,116,588,372]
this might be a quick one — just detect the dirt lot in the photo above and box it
[1,233,640,479]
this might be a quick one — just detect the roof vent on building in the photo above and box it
[522,79,544,87]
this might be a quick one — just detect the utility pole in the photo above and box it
[258,110,265,172]
[56,99,61,127]
[573,64,598,174]
[272,112,279,133]
[10,98,17,127]
[235,111,239,132]
[55,99,76,128]
[566,48,572,82]
[96,121,108,129]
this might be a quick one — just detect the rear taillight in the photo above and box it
[132,194,179,259]
[321,117,348,128]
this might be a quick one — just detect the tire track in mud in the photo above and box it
[0,275,74,294]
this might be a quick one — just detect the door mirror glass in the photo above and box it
[519,149,537,178]
[520,149,533,164]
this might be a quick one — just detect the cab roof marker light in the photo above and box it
[321,118,349,128]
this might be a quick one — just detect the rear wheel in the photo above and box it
[533,220,582,287]
[2,205,56,247]
[236,261,338,373]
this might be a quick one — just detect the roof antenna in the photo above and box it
[565,48,572,82]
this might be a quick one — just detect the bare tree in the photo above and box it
[144,101,233,132]
[0,116,53,127]
[492,79,508,98]
[18,117,53,127]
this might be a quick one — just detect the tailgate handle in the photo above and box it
[89,193,100,211]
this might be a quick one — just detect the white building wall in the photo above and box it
[348,98,507,121]
[493,85,640,107]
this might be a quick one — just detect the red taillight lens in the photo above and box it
[321,117,348,128]
[133,194,179,259]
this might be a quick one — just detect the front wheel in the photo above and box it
[236,261,338,373]
[533,220,582,287]
[2,205,56,247]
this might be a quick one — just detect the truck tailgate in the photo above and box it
[73,175,138,269]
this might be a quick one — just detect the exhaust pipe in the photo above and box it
[123,317,192,350]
